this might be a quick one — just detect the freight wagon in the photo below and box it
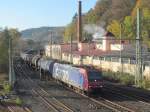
[20,50,38,64]
[20,51,103,94]
[31,55,41,69]
[37,58,56,79]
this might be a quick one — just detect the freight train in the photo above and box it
[20,51,103,94]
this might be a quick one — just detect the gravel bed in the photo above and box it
[0,105,9,112]
[38,80,114,112]
[104,81,150,100]
[101,81,150,112]
[101,89,150,112]
[15,64,54,112]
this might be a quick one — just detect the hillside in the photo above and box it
[21,27,65,43]
[64,0,136,41]
[64,0,150,47]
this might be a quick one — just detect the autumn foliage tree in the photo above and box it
[142,8,150,47]
[107,20,120,39]
[63,0,150,47]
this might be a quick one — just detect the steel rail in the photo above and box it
[104,86,150,106]
[62,82,136,112]
[15,62,74,112]
[16,60,136,112]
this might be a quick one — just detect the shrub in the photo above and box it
[142,79,150,89]
[16,97,23,106]
[120,74,134,85]
[3,83,12,94]
[102,71,134,85]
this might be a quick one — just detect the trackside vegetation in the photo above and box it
[102,71,135,85]
[102,71,150,89]
[0,28,20,73]
[16,97,23,106]
[3,83,12,94]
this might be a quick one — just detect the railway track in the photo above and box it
[15,60,149,112]
[63,83,136,112]
[104,82,150,101]
[23,63,136,112]
[8,106,32,112]
[14,62,75,112]
[103,86,150,106]
[32,89,74,112]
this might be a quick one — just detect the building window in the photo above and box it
[130,59,136,64]
[144,61,150,66]
[105,57,111,61]
[99,57,104,60]
[82,56,87,59]
[99,40,103,44]
[111,57,119,62]
[93,56,99,60]
[122,58,129,64]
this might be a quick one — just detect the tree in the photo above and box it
[9,28,21,47]
[63,22,77,42]
[107,20,120,38]
[0,29,10,72]
[0,28,20,73]
[142,8,150,47]
[123,16,135,39]
[84,9,98,24]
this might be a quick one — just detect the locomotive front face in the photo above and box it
[87,71,103,92]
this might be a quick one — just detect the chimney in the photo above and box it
[77,0,82,42]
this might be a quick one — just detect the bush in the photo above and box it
[16,97,23,106]
[102,71,150,89]
[3,83,12,94]
[142,79,150,89]
[102,71,134,85]
[102,71,119,82]
[120,74,134,85]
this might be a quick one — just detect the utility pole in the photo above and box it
[70,36,73,64]
[51,32,52,59]
[40,59,42,80]
[120,23,123,75]
[135,8,143,86]
[88,40,90,65]
[49,31,53,59]
[9,37,12,85]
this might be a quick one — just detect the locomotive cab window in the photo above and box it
[88,71,102,81]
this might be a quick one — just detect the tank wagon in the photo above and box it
[31,55,41,71]
[37,58,56,79]
[20,50,38,64]
[31,55,41,68]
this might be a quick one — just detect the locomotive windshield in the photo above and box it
[88,71,102,81]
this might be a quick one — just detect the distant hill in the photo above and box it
[21,26,65,43]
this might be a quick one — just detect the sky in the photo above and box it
[0,0,97,30]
